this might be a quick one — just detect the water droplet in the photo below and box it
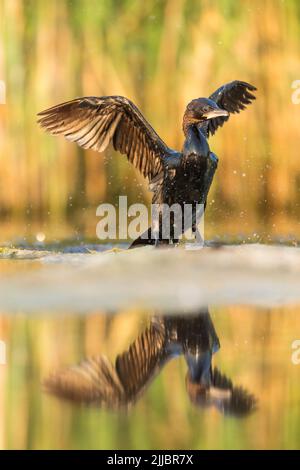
[36,232,45,242]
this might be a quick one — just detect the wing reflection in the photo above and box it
[44,309,257,416]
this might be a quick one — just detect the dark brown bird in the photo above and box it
[37,81,256,246]
[43,311,257,416]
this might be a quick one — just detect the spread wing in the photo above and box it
[201,81,256,137]
[37,95,180,181]
[187,366,257,417]
[211,367,257,416]
[43,323,167,408]
[116,322,167,400]
[43,356,125,406]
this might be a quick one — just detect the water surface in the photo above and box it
[0,242,299,449]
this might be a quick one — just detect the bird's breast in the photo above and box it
[164,158,208,205]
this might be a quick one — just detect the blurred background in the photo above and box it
[1,0,300,243]
[1,0,300,451]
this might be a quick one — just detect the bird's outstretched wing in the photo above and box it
[43,355,125,406]
[186,366,257,417]
[201,81,256,137]
[211,367,257,416]
[37,96,180,180]
[116,321,166,400]
[43,322,167,408]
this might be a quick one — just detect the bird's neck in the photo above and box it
[182,121,209,158]
[182,114,197,137]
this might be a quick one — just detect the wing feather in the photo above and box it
[43,322,167,408]
[115,323,167,400]
[38,96,180,180]
[201,81,256,137]
[43,356,125,406]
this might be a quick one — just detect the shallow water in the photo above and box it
[0,306,300,450]
[1,243,300,312]
[0,242,300,449]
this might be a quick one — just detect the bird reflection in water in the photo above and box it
[44,309,257,417]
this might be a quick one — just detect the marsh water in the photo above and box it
[0,233,300,450]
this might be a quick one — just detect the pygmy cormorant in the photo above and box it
[43,310,257,416]
[37,81,256,246]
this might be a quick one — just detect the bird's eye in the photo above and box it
[203,106,209,112]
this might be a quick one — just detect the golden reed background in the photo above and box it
[0,1,300,450]
[1,0,300,238]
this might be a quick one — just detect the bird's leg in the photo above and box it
[152,214,171,247]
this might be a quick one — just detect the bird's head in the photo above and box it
[185,98,229,121]
[185,367,257,417]
[183,98,228,135]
